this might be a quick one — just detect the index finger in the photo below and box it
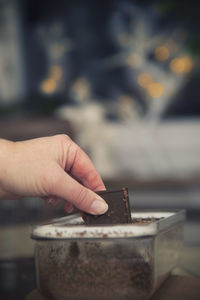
[66,144,106,192]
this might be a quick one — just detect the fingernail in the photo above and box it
[90,199,108,215]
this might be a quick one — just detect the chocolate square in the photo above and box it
[83,188,131,225]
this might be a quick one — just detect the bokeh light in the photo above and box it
[155,46,170,61]
[170,56,193,74]
[147,82,164,98]
[40,78,57,94]
[137,73,152,88]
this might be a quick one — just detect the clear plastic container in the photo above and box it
[31,210,185,300]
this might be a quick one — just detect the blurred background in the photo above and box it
[0,0,200,298]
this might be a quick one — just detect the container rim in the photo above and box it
[31,210,185,240]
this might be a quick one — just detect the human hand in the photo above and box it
[0,135,108,214]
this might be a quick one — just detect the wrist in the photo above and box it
[0,139,15,186]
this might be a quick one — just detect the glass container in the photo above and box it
[31,210,185,300]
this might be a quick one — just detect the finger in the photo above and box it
[66,145,106,192]
[49,166,108,215]
[0,189,20,200]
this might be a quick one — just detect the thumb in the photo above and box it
[48,167,108,215]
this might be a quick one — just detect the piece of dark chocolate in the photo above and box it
[83,188,131,225]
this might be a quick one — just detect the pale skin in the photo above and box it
[0,134,108,215]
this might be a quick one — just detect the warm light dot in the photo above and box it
[170,56,193,73]
[118,32,131,46]
[126,53,142,68]
[40,78,56,94]
[137,73,152,88]
[170,58,184,73]
[148,82,164,98]
[49,66,62,80]
[155,46,170,61]
[183,56,193,72]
